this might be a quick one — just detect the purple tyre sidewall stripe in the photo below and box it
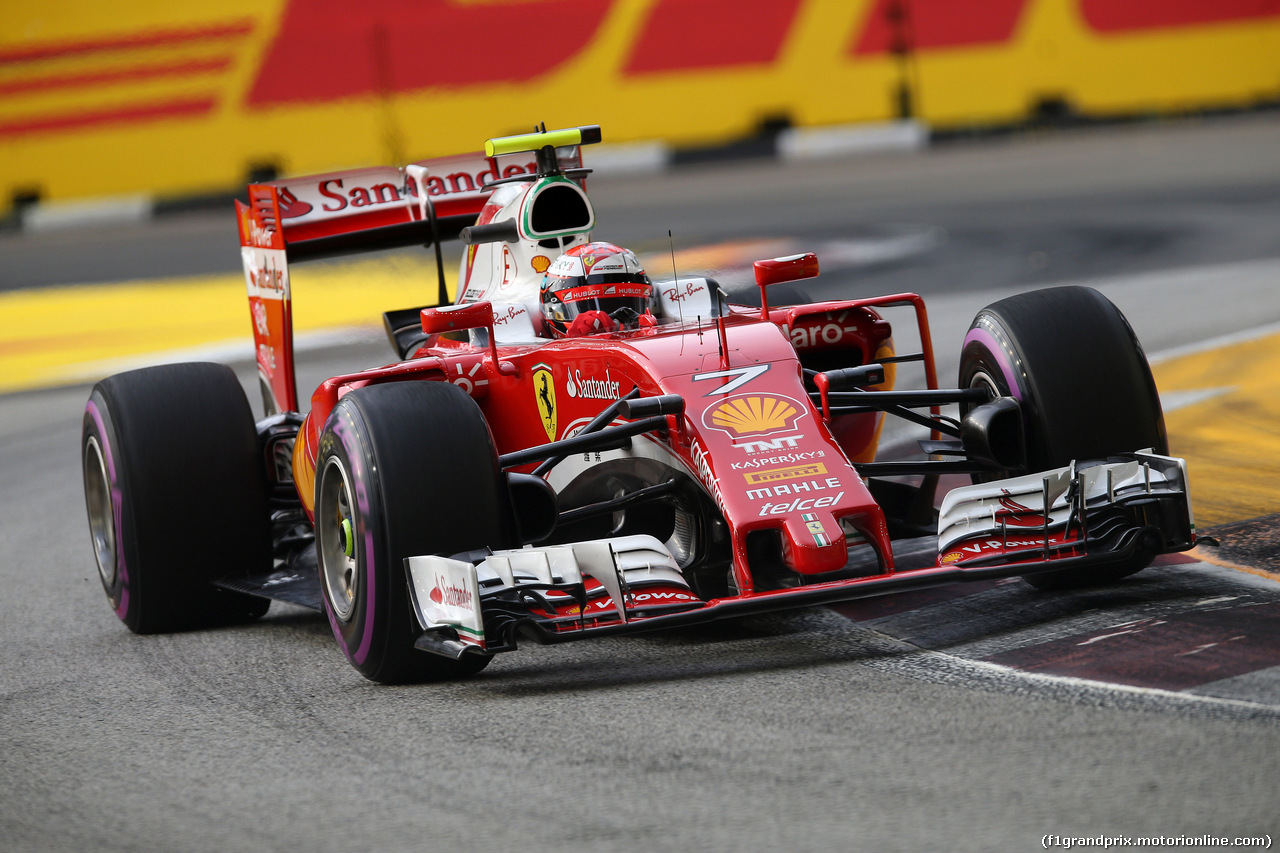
[86,398,130,620]
[962,324,1023,401]
[324,411,376,667]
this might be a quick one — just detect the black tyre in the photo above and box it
[314,381,517,683]
[82,363,273,633]
[958,286,1167,589]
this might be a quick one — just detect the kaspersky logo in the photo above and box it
[702,393,806,444]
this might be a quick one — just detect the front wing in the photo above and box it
[405,453,1194,660]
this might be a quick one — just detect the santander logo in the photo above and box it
[276,187,313,220]
[274,153,552,225]
[566,367,621,400]
[429,575,472,608]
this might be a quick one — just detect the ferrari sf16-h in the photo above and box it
[82,125,1194,683]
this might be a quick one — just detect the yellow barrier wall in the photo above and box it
[2,0,1277,212]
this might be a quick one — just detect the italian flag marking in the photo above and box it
[802,512,830,547]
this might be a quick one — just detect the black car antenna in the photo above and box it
[671,229,718,358]
[668,230,683,326]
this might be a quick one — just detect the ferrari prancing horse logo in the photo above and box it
[533,363,556,441]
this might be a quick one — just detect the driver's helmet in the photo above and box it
[540,242,652,337]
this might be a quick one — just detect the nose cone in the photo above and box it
[780,508,848,575]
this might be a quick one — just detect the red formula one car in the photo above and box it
[81,125,1195,682]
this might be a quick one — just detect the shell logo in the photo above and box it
[703,394,805,440]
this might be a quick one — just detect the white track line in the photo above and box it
[1148,317,1280,365]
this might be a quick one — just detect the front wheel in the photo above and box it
[314,381,517,683]
[958,286,1167,589]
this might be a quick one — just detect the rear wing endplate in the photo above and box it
[235,146,582,414]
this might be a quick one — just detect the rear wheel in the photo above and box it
[82,363,272,633]
[314,381,517,683]
[958,286,1167,589]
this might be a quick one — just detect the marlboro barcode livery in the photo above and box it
[82,125,1194,683]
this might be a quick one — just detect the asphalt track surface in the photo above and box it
[3,116,1279,851]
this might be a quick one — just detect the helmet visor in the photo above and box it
[545,280,651,325]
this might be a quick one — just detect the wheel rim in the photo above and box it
[967,368,1002,400]
[960,367,1003,426]
[83,435,117,589]
[318,455,359,623]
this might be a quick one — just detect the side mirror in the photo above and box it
[421,301,495,336]
[420,301,517,375]
[753,253,819,319]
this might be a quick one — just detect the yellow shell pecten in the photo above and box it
[710,396,798,436]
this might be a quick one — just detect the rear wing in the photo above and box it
[235,145,583,414]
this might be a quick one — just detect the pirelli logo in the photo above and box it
[743,463,828,485]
